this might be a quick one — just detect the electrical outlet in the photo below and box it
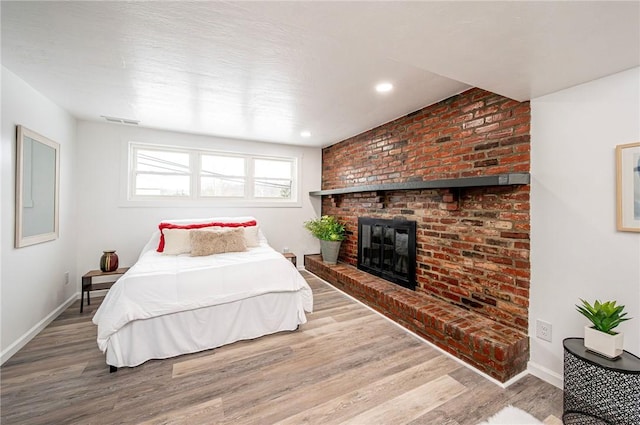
[64,271,70,285]
[536,319,552,342]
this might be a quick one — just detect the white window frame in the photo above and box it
[125,142,301,208]
[130,144,193,199]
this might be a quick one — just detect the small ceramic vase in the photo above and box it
[100,250,119,272]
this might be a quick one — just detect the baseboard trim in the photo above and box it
[0,292,79,365]
[527,361,563,389]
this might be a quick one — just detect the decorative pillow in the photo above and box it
[157,219,257,252]
[243,225,260,247]
[190,227,247,256]
[161,228,193,255]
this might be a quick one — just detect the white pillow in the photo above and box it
[243,226,260,247]
[162,228,192,255]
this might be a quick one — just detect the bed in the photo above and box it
[92,217,313,369]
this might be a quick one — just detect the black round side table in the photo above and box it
[563,337,640,425]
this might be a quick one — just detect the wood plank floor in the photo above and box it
[1,271,563,425]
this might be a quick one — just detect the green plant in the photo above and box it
[304,215,345,241]
[576,299,631,335]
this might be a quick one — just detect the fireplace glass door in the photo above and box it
[358,218,416,290]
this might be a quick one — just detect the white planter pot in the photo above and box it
[320,240,342,265]
[584,325,624,359]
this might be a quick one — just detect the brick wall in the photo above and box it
[321,88,531,332]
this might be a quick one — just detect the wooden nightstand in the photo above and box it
[80,267,129,313]
[282,252,297,267]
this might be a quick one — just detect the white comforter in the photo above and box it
[92,242,312,353]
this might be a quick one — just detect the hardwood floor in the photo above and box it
[1,271,563,425]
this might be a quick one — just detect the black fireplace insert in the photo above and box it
[357,217,417,290]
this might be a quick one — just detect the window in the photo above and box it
[129,143,298,205]
[133,148,191,197]
[200,154,245,198]
[254,158,293,199]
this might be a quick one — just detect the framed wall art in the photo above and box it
[15,125,60,247]
[616,142,640,232]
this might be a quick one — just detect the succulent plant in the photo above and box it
[576,299,631,335]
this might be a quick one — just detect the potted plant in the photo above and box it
[576,299,631,358]
[304,215,345,265]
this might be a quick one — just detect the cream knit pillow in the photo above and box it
[162,228,193,255]
[243,226,260,247]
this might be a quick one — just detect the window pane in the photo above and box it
[136,149,190,174]
[201,155,245,176]
[135,174,190,196]
[254,158,293,199]
[254,158,291,178]
[200,154,245,197]
[255,178,292,199]
[201,176,245,197]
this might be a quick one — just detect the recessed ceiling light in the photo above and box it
[300,130,311,138]
[375,82,393,93]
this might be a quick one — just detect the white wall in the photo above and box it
[1,67,78,362]
[75,121,322,280]
[529,67,640,387]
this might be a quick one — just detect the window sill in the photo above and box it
[118,199,302,208]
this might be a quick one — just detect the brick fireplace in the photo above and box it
[312,87,531,381]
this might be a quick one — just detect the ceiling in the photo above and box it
[2,1,638,148]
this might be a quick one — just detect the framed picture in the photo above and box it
[616,142,640,232]
[15,125,60,247]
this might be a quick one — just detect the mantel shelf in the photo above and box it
[309,173,530,196]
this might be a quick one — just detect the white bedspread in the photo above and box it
[92,243,312,353]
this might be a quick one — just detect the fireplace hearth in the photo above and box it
[357,217,417,290]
